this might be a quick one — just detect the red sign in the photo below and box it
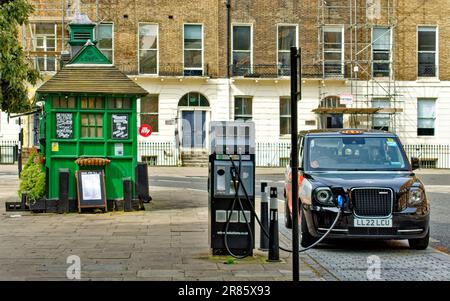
[139,124,152,137]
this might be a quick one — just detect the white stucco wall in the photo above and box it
[0,111,20,141]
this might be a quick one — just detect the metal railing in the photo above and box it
[120,63,210,77]
[138,141,179,166]
[0,140,19,164]
[136,141,450,169]
[255,142,291,167]
[418,64,437,77]
[404,144,450,169]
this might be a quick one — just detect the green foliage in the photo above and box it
[18,149,46,201]
[0,0,41,113]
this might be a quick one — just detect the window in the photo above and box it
[184,24,203,76]
[139,24,158,74]
[109,97,131,109]
[234,97,252,121]
[277,25,297,76]
[81,114,103,138]
[232,25,252,76]
[417,98,436,136]
[372,27,391,77]
[81,96,104,109]
[178,92,209,107]
[53,95,76,108]
[97,23,113,63]
[140,95,159,132]
[280,97,291,135]
[323,26,343,77]
[372,98,390,131]
[34,23,57,72]
[418,26,437,77]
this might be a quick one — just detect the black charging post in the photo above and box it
[268,187,280,262]
[259,182,269,251]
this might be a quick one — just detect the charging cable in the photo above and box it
[223,156,254,259]
[228,157,343,254]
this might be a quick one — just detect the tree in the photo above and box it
[0,0,41,114]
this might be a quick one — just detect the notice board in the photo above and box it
[111,114,129,139]
[55,113,73,139]
[76,170,107,212]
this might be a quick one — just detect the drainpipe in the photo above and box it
[226,0,231,78]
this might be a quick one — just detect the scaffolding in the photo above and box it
[23,0,106,72]
[316,0,402,133]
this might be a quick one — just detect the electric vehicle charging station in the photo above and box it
[208,121,256,256]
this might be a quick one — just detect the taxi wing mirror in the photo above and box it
[411,157,420,170]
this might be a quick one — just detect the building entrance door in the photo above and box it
[181,111,206,149]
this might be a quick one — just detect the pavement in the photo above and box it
[1,164,450,281]
[0,164,323,281]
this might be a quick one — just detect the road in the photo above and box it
[149,171,450,281]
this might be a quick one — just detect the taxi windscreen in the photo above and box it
[306,136,408,171]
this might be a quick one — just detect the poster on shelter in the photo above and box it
[81,173,102,200]
[56,113,73,139]
[112,114,129,139]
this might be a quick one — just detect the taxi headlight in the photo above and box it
[314,187,333,205]
[408,188,424,206]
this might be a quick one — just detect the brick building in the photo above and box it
[20,0,450,166]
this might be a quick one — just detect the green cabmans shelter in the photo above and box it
[35,36,148,212]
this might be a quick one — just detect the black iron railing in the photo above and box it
[0,140,19,164]
[120,63,210,77]
[418,64,437,77]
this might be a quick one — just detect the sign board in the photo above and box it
[139,124,152,137]
[340,93,353,105]
[114,143,124,156]
[76,170,107,212]
[55,113,73,139]
[111,114,129,139]
[51,142,59,152]
[165,119,176,125]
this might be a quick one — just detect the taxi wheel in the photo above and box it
[284,195,292,229]
[408,229,429,250]
[301,205,318,248]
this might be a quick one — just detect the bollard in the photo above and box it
[268,187,280,262]
[259,182,269,251]
[123,178,132,212]
[58,168,69,214]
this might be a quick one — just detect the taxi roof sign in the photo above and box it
[341,129,364,135]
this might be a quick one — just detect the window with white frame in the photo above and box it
[323,26,343,77]
[33,23,57,72]
[278,25,297,76]
[232,25,252,76]
[234,96,252,121]
[140,95,159,133]
[139,24,158,74]
[372,27,391,77]
[280,97,291,135]
[417,98,436,136]
[97,23,113,63]
[372,98,390,131]
[418,26,437,77]
[184,24,203,76]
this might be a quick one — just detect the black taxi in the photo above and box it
[284,129,430,249]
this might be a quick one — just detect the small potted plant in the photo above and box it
[18,148,46,211]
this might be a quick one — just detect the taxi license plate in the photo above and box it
[354,218,392,227]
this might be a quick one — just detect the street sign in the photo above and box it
[139,124,152,137]
[340,93,353,105]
